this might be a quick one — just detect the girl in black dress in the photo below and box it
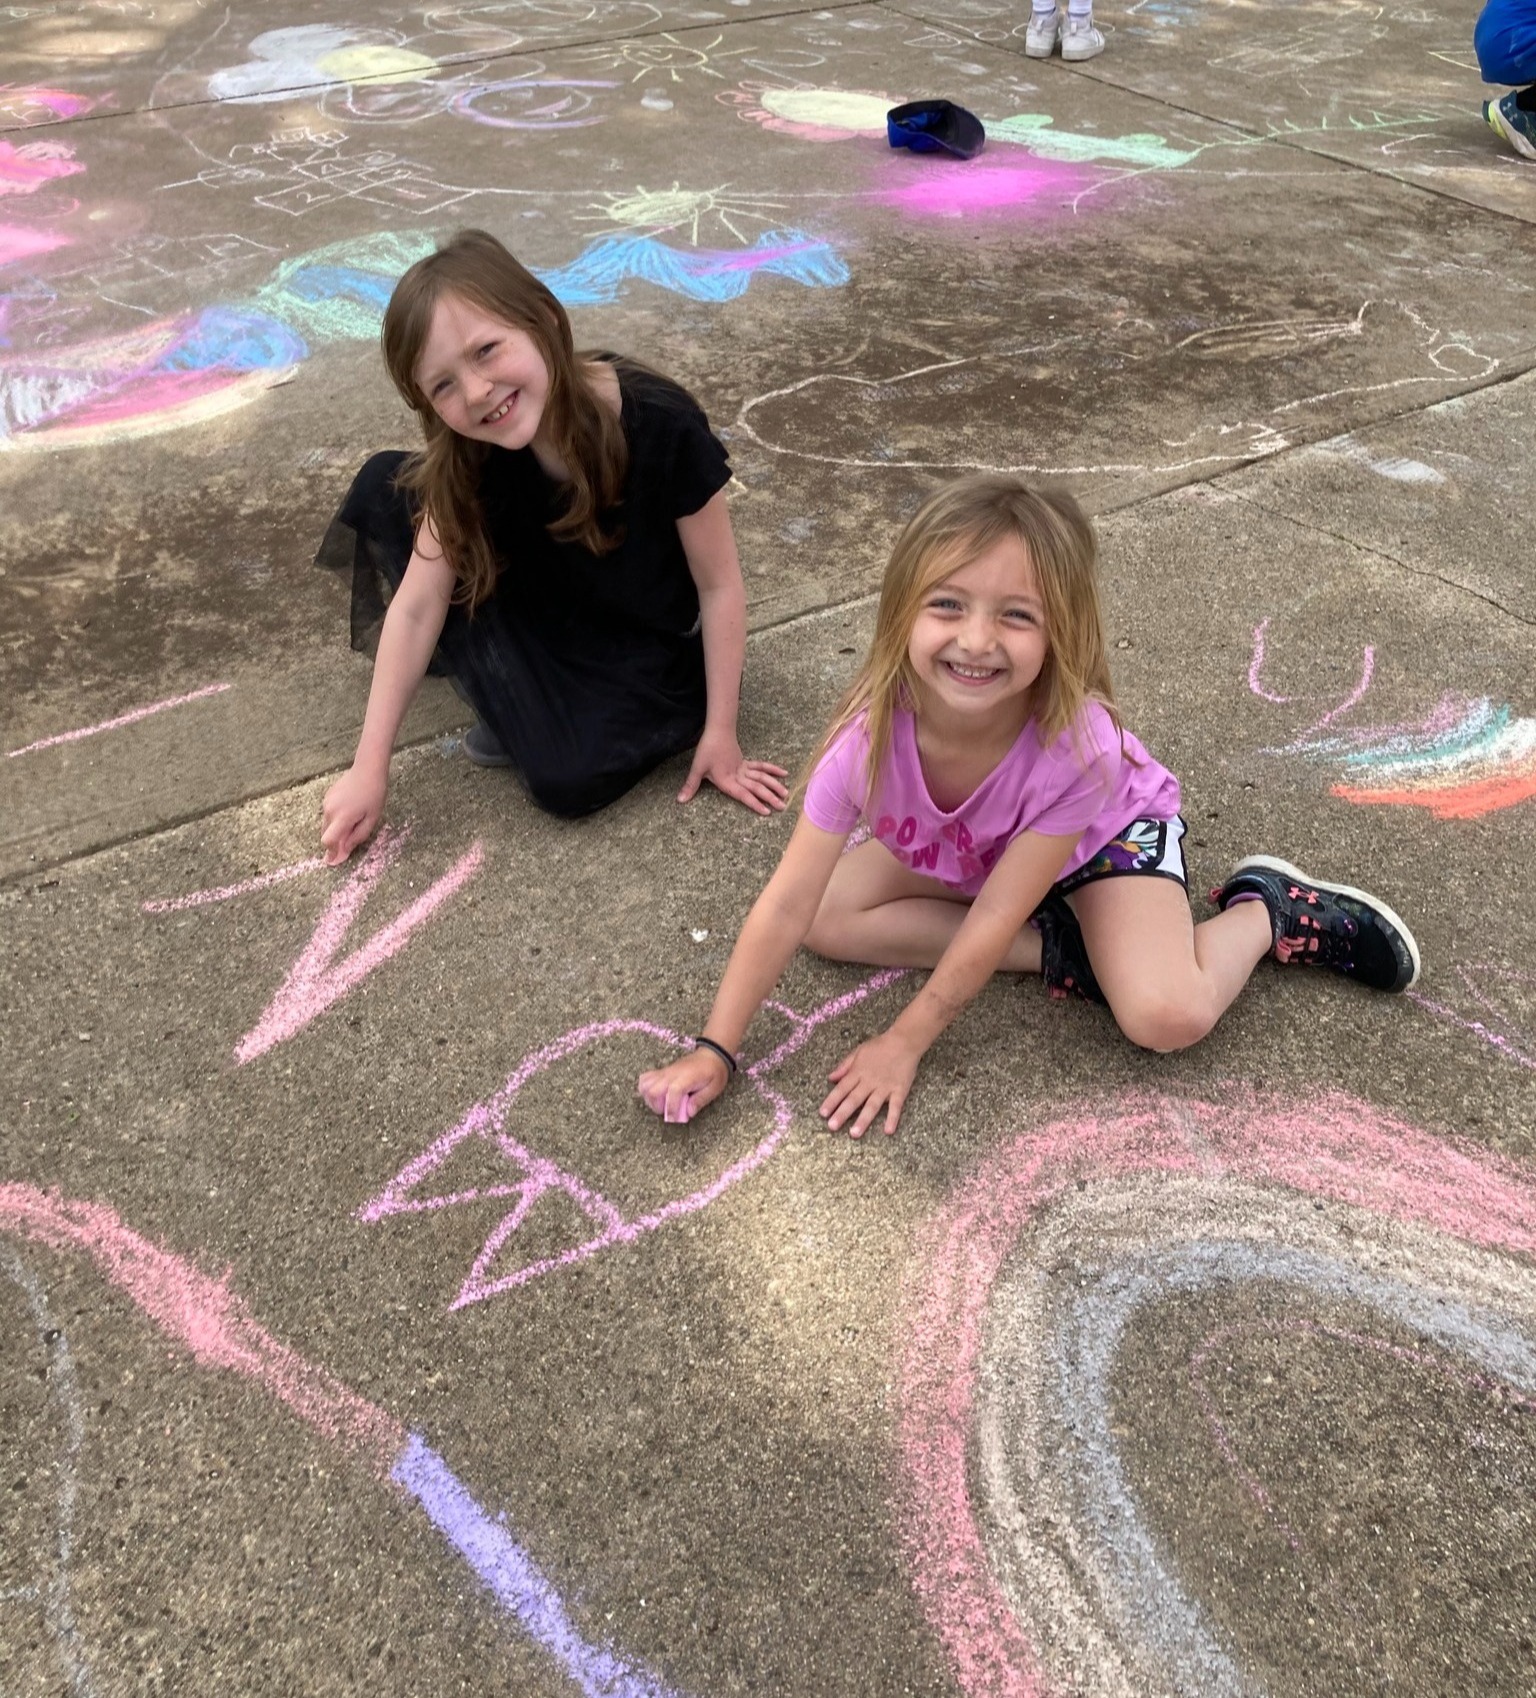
[318,228,788,863]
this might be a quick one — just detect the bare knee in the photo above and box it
[1112,987,1217,1053]
[804,901,860,962]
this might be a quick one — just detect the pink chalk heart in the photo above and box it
[359,1020,791,1308]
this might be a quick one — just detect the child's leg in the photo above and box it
[1068,875,1272,1052]
[805,839,1044,973]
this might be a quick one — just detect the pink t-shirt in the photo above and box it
[803,703,1181,897]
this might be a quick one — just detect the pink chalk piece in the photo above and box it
[234,826,484,1065]
[0,1182,406,1473]
[361,970,907,1308]
[896,1091,1536,1698]
[143,855,326,915]
[6,682,231,757]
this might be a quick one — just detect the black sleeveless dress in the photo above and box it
[317,361,731,817]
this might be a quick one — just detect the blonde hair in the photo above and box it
[381,228,627,609]
[810,475,1122,798]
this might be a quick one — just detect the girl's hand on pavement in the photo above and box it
[638,1046,733,1125]
[677,731,790,817]
[320,766,386,865]
[820,1031,920,1138]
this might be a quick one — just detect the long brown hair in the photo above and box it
[810,476,1122,798]
[381,228,627,608]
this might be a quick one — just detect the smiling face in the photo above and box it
[906,532,1050,728]
[413,291,553,454]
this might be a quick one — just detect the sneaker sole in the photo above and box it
[1024,38,1058,57]
[1061,37,1105,60]
[1487,101,1536,160]
[1229,855,1421,990]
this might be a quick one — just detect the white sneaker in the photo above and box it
[1062,15,1105,59]
[1024,7,1061,56]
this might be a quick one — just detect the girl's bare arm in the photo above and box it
[320,518,456,863]
[674,491,789,816]
[637,815,847,1121]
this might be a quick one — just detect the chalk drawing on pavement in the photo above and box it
[1,1243,95,1698]
[1409,963,1536,1075]
[362,973,905,1308]
[897,1091,1536,1698]
[1249,619,1536,818]
[220,824,483,1066]
[6,683,231,758]
[0,1186,690,1698]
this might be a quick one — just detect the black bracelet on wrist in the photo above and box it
[693,1035,737,1075]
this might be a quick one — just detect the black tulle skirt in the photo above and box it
[316,452,708,817]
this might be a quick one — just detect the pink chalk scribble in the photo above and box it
[896,1092,1536,1698]
[143,856,327,915]
[362,971,906,1308]
[235,826,483,1065]
[0,87,100,127]
[0,138,85,198]
[1248,616,1376,739]
[0,220,69,270]
[6,682,231,757]
[1410,963,1536,1075]
[877,161,1084,219]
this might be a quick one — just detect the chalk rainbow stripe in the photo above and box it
[0,1183,690,1698]
[897,1092,1536,1697]
[1306,693,1536,819]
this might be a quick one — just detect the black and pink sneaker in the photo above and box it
[1211,857,1420,994]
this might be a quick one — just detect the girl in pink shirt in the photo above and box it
[638,476,1419,1137]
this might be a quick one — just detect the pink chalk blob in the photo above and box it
[877,161,1083,219]
[896,1091,1536,1698]
[0,138,85,198]
[0,221,69,269]
[0,86,99,126]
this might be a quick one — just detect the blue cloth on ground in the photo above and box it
[1476,0,1536,85]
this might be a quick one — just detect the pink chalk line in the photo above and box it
[0,1182,404,1471]
[1248,618,1374,745]
[235,825,484,1065]
[143,855,326,914]
[7,683,231,758]
[1409,963,1536,1074]
[0,1182,699,1698]
[361,970,907,1308]
[896,1091,1536,1698]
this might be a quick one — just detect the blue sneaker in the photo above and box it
[1484,92,1536,161]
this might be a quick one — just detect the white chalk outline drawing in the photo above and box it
[733,302,1498,481]
[1,1244,96,1697]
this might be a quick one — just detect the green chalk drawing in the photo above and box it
[986,115,1198,170]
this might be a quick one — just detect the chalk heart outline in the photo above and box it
[359,1021,792,1309]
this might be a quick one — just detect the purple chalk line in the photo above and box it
[7,683,231,757]
[143,856,326,914]
[392,1436,683,1698]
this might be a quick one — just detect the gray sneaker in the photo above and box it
[1025,7,1061,56]
[1062,15,1106,60]
[462,721,514,767]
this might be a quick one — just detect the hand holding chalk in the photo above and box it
[321,765,387,865]
[638,1046,732,1126]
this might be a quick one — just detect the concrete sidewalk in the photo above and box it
[3,2,1535,1694]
